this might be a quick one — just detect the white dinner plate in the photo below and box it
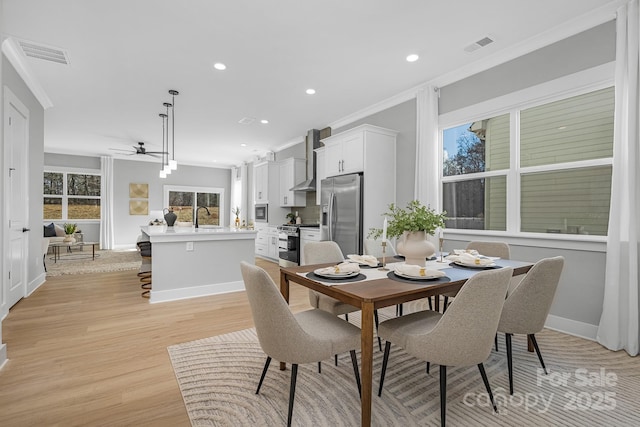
[394,270,444,281]
[453,260,496,269]
[314,269,360,279]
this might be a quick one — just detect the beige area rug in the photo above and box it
[45,249,141,276]
[168,307,640,427]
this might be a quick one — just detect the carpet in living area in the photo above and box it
[45,249,141,276]
[168,308,640,426]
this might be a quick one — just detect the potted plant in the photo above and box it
[63,223,78,243]
[232,207,241,228]
[369,200,446,266]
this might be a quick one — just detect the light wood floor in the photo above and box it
[0,258,311,427]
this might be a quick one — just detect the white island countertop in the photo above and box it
[141,225,257,243]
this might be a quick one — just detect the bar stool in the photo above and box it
[137,241,152,298]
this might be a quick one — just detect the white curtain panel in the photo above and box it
[597,0,640,357]
[415,86,440,208]
[100,156,115,250]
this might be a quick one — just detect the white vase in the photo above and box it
[402,231,436,267]
[63,235,76,244]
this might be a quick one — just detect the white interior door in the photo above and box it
[4,88,29,309]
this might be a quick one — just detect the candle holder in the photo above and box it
[378,241,390,271]
[438,236,445,263]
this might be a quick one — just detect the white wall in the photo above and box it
[112,158,231,248]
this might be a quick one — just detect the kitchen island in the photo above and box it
[140,226,257,303]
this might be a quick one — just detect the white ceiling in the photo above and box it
[2,0,619,168]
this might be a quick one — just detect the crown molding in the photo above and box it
[2,37,54,109]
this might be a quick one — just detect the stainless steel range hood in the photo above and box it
[289,129,322,192]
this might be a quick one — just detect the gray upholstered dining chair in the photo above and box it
[497,256,564,395]
[442,240,511,313]
[377,267,513,427]
[239,261,362,427]
[304,241,359,318]
[363,238,397,258]
[305,240,385,353]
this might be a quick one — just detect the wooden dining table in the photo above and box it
[279,256,534,427]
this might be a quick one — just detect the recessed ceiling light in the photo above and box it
[306,88,316,95]
[213,63,226,71]
[240,143,247,147]
[406,54,419,62]
[260,119,269,124]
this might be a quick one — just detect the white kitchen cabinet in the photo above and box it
[254,223,268,258]
[320,124,398,244]
[299,228,321,266]
[267,227,279,259]
[254,161,270,204]
[255,224,279,261]
[279,158,306,207]
[324,131,364,177]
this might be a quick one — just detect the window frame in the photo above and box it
[163,185,225,226]
[438,62,614,244]
[43,166,102,222]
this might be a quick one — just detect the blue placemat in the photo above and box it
[386,271,451,285]
[306,272,367,283]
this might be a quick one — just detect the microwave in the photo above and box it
[255,204,268,222]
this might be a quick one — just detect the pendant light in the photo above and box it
[159,113,168,178]
[162,102,172,175]
[168,89,179,170]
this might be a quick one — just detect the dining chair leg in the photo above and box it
[477,363,497,412]
[350,350,362,397]
[318,362,321,373]
[396,303,403,316]
[344,313,349,322]
[374,310,382,352]
[529,334,548,374]
[442,296,449,313]
[426,361,430,374]
[256,356,271,394]
[439,365,447,427]
[287,364,298,427]
[334,354,338,366]
[378,341,391,396]
[506,333,514,395]
[494,334,499,352]
[428,296,433,311]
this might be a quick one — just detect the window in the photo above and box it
[441,87,614,236]
[442,113,509,231]
[43,171,101,220]
[164,185,224,226]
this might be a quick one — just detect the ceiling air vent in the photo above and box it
[238,117,256,125]
[464,36,495,53]
[17,39,69,65]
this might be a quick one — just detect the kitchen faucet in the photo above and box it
[195,206,211,228]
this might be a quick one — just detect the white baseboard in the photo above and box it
[149,280,246,303]
[545,314,599,341]
[112,244,137,250]
[28,272,47,296]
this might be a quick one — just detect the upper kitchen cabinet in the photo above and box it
[279,158,306,207]
[324,132,364,176]
[321,124,397,178]
[254,161,270,204]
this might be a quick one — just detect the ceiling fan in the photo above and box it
[109,142,167,158]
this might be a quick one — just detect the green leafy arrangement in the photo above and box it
[231,207,241,218]
[368,200,446,239]
[63,223,78,235]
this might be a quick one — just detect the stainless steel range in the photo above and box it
[277,224,319,267]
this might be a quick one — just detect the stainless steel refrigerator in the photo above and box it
[320,173,363,256]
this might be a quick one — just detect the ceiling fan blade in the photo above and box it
[109,148,133,152]
[145,151,169,155]
[145,153,163,158]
